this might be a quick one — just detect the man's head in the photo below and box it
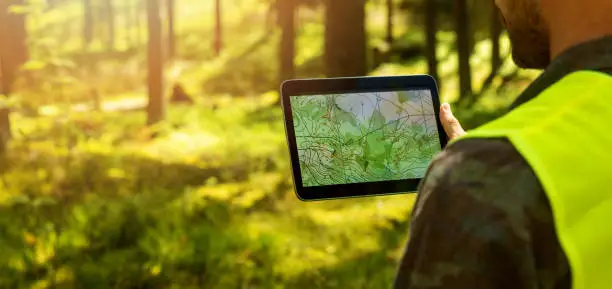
[495,0,550,69]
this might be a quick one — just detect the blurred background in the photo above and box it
[0,0,540,288]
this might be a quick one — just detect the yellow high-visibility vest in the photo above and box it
[455,70,612,289]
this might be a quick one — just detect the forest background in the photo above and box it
[0,0,540,288]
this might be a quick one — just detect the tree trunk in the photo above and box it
[454,0,473,101]
[83,0,93,49]
[386,0,394,44]
[278,0,295,85]
[104,0,116,50]
[166,0,175,59]
[490,3,502,73]
[324,0,367,77]
[6,0,28,67]
[146,0,165,125]
[0,0,20,152]
[213,0,222,56]
[424,0,439,91]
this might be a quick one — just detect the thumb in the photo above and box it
[440,103,466,140]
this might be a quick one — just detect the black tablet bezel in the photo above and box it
[281,74,448,201]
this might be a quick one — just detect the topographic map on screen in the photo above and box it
[291,90,441,187]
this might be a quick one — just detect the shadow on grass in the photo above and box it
[0,147,291,288]
[286,219,410,289]
[3,144,286,209]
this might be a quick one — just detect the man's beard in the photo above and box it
[500,9,551,69]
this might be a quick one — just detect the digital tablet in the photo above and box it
[281,75,447,201]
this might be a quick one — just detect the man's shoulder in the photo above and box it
[412,137,548,225]
[394,137,571,289]
[422,136,542,194]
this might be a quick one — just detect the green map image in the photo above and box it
[291,90,441,187]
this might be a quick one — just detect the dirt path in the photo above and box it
[37,97,148,116]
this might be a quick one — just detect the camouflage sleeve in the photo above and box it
[393,138,571,289]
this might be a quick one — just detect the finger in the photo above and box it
[440,103,466,140]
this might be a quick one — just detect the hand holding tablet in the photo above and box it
[281,75,448,201]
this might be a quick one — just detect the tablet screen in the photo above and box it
[290,90,441,187]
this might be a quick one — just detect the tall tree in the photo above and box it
[479,1,504,92]
[386,0,394,44]
[454,0,473,101]
[0,0,28,152]
[424,0,439,90]
[146,0,165,124]
[213,0,222,56]
[103,0,116,50]
[0,0,11,152]
[278,0,295,85]
[166,0,175,59]
[6,0,28,67]
[83,0,93,49]
[490,3,502,73]
[324,0,367,77]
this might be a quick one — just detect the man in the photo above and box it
[393,0,612,288]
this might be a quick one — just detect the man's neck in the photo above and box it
[544,0,612,62]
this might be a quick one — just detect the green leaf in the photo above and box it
[22,60,46,71]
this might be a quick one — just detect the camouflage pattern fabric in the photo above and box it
[393,35,612,289]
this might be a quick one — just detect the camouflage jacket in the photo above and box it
[393,36,612,289]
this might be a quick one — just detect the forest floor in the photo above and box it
[2,95,421,288]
